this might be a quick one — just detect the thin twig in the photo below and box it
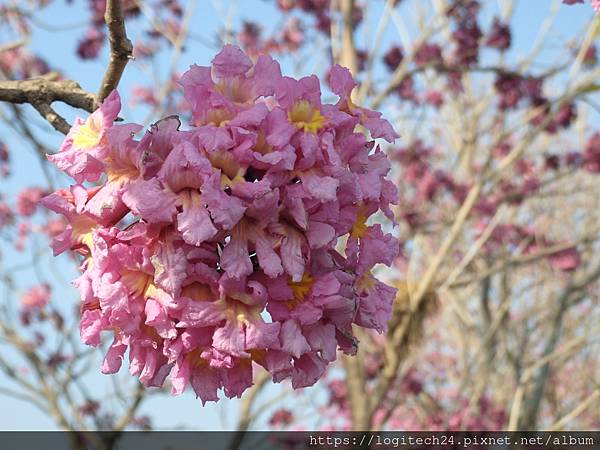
[548,389,600,431]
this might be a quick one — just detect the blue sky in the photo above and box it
[0,0,595,430]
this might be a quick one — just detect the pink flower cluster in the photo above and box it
[43,45,399,403]
[21,284,51,312]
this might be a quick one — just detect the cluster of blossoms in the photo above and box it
[0,47,50,80]
[380,1,514,104]
[392,139,582,272]
[319,346,506,431]
[447,0,483,67]
[76,0,140,59]
[485,18,511,51]
[237,18,305,57]
[276,0,358,35]
[20,284,51,312]
[19,283,51,326]
[42,45,399,403]
[76,0,187,61]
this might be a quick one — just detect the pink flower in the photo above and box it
[485,18,511,51]
[414,42,443,67]
[44,45,400,403]
[383,45,404,71]
[16,187,45,216]
[425,90,444,108]
[269,408,294,426]
[180,44,281,127]
[21,284,51,311]
[77,28,105,60]
[0,202,14,228]
[47,90,121,183]
[548,247,581,271]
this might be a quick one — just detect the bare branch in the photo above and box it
[97,0,133,104]
[113,382,146,432]
[339,0,358,77]
[342,352,369,429]
[0,74,96,134]
[0,39,27,53]
[32,101,71,134]
[0,75,96,112]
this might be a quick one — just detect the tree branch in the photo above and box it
[32,101,71,134]
[548,389,600,431]
[339,0,358,77]
[97,0,133,104]
[227,371,270,450]
[516,261,600,429]
[0,74,96,134]
[0,74,96,112]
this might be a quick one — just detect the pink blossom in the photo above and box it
[16,187,45,216]
[44,45,399,403]
[425,90,444,108]
[77,28,105,60]
[47,90,121,183]
[548,247,581,271]
[414,42,443,67]
[21,284,51,311]
[269,408,294,426]
[485,18,511,51]
[0,202,14,228]
[383,45,404,71]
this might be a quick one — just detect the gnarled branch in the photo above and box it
[0,74,96,112]
[0,73,96,134]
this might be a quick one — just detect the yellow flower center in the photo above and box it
[356,272,376,292]
[286,272,314,309]
[72,116,102,150]
[181,282,214,302]
[288,100,327,134]
[215,78,252,104]
[105,159,140,185]
[208,150,246,188]
[249,349,267,361]
[220,169,246,188]
[351,208,369,238]
[195,107,234,127]
[80,231,95,249]
[120,270,157,298]
[82,298,101,312]
[253,131,273,155]
[71,216,99,249]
